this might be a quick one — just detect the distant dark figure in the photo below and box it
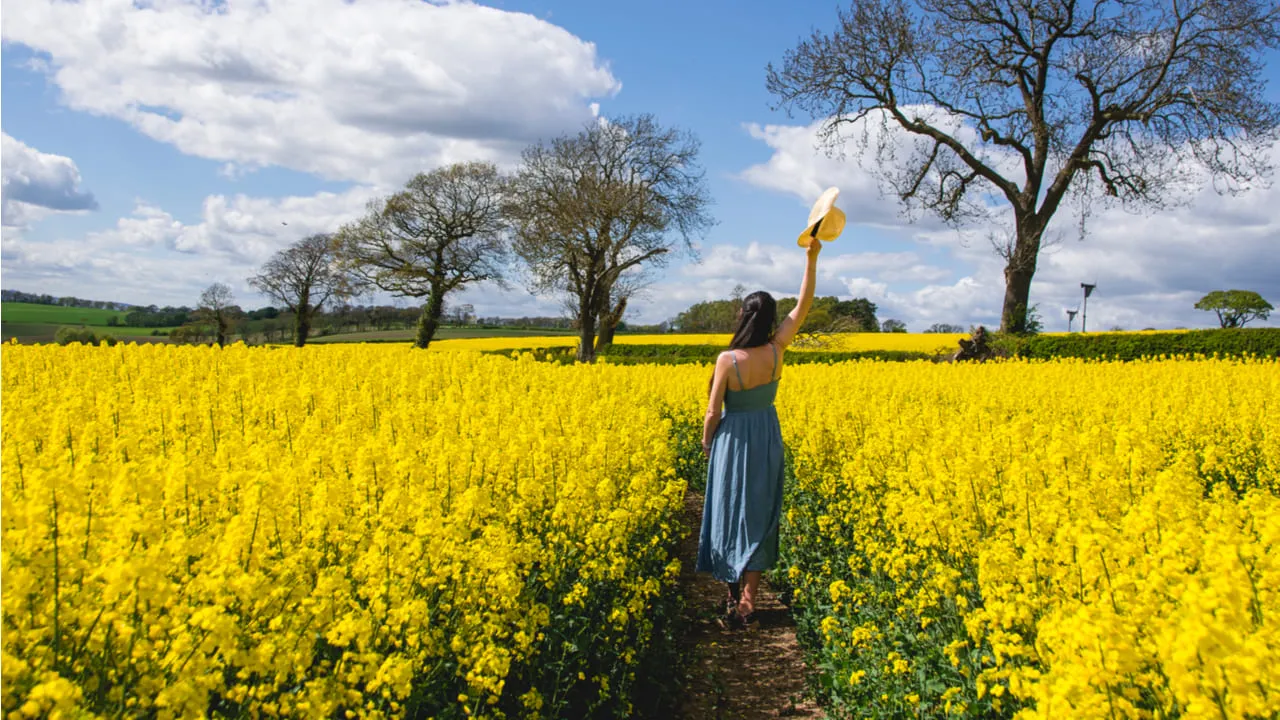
[953,326,994,362]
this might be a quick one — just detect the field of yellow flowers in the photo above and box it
[771,358,1279,719]
[3,343,1276,720]
[1,345,686,719]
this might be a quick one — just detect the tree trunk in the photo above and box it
[294,297,310,347]
[594,296,627,353]
[594,320,617,352]
[999,220,1043,334]
[576,295,598,363]
[415,291,444,349]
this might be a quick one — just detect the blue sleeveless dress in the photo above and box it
[696,343,785,583]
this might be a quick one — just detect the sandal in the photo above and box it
[715,608,739,630]
[715,605,760,631]
[713,582,741,617]
[715,608,736,629]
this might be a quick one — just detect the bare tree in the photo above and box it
[507,114,714,362]
[444,302,475,325]
[334,162,508,348]
[195,283,238,347]
[248,234,356,347]
[730,283,747,313]
[768,0,1280,333]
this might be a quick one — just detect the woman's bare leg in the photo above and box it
[739,571,762,616]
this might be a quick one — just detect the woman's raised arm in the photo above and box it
[773,240,822,348]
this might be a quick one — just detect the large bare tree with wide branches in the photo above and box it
[506,114,714,362]
[768,0,1280,332]
[334,162,508,348]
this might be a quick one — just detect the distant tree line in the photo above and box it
[123,306,195,327]
[7,282,597,341]
[1,289,131,312]
[666,291,982,336]
[672,289,881,334]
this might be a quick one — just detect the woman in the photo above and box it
[696,237,822,629]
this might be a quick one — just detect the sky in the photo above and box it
[2,0,1278,332]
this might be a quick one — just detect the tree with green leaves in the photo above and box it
[768,0,1280,333]
[881,318,907,333]
[674,299,739,333]
[335,162,508,349]
[1024,304,1044,335]
[830,297,879,332]
[1195,290,1274,328]
[777,295,879,332]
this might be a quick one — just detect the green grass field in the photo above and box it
[1,302,129,326]
[0,303,181,343]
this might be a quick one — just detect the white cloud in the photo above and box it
[1,133,98,232]
[629,241,961,326]
[2,187,378,306]
[739,121,911,229]
[736,118,1280,331]
[848,275,1002,330]
[739,112,1020,231]
[3,0,620,185]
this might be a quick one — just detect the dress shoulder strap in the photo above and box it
[770,342,779,381]
[729,351,745,390]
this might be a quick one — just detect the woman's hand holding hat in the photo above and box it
[806,235,822,259]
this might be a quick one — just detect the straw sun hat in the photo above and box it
[797,186,846,247]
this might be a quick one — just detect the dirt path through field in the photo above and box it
[674,492,824,720]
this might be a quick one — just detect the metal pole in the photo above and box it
[1080,284,1096,333]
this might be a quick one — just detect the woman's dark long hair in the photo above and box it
[728,291,777,350]
[708,291,777,395]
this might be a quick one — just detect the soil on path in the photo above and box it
[674,492,824,720]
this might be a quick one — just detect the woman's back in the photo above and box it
[722,341,783,393]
